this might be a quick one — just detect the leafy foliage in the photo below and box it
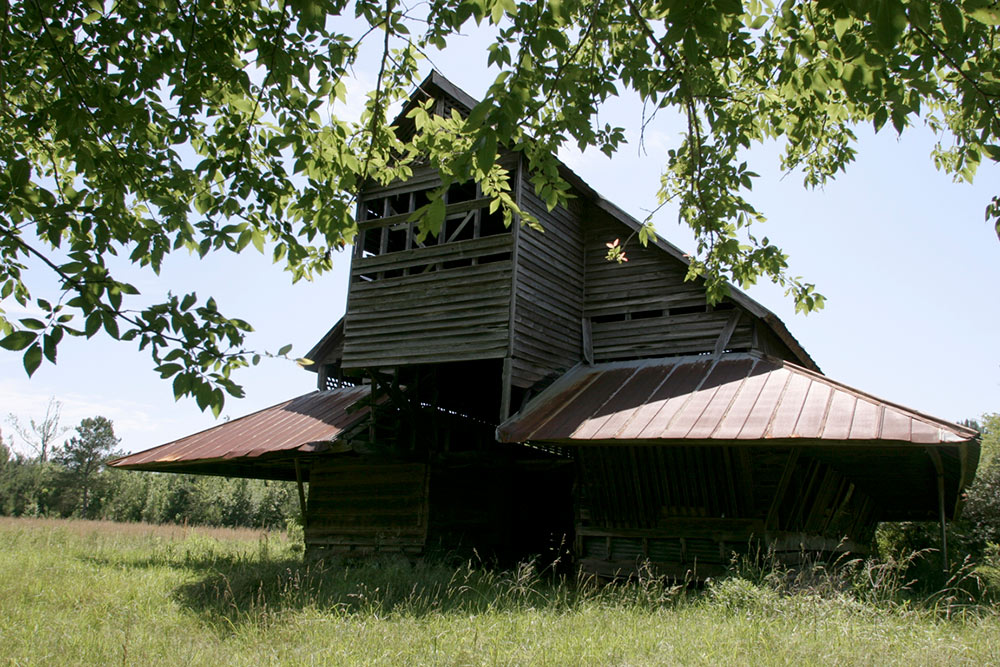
[0,413,298,526]
[962,413,1000,547]
[52,416,121,518]
[3,0,998,410]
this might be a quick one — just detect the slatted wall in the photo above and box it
[583,212,756,362]
[575,445,878,578]
[510,185,585,388]
[342,164,516,371]
[305,462,429,558]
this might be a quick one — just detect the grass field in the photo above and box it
[1,517,999,665]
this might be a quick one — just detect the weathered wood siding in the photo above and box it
[510,184,586,388]
[305,461,429,558]
[342,166,516,371]
[584,211,771,362]
[575,445,877,577]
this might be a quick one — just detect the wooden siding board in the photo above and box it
[511,184,584,389]
[353,235,512,273]
[583,211,795,364]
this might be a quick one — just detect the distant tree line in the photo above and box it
[1,401,298,529]
[3,400,1000,556]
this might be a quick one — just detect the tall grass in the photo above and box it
[1,517,999,665]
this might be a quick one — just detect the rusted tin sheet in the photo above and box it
[109,385,371,468]
[497,353,978,446]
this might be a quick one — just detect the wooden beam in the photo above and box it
[294,458,308,529]
[766,448,800,531]
[713,310,743,356]
[500,356,513,421]
[582,317,594,365]
[926,447,949,574]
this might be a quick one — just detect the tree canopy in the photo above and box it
[2,0,998,413]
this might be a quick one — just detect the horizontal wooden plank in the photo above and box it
[359,196,494,230]
[342,342,509,369]
[347,292,511,322]
[591,324,753,351]
[353,235,512,273]
[344,327,509,353]
[348,311,509,338]
[351,261,512,294]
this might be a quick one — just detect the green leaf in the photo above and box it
[940,2,965,42]
[476,134,497,173]
[833,17,852,40]
[173,373,191,400]
[907,0,931,30]
[466,101,491,129]
[156,363,183,378]
[0,330,37,351]
[10,159,31,188]
[42,331,58,363]
[23,343,42,376]
[968,7,1000,26]
[102,312,120,339]
[874,0,907,49]
[19,318,45,331]
[277,343,293,356]
[84,313,102,338]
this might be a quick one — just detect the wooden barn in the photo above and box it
[110,72,980,577]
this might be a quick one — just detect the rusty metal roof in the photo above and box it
[109,386,371,470]
[498,353,978,446]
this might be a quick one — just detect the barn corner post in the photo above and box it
[294,457,308,530]
[926,447,949,575]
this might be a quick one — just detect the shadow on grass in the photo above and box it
[167,548,698,631]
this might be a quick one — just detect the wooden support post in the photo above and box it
[294,458,308,529]
[766,448,800,531]
[582,318,594,365]
[500,356,513,421]
[927,448,948,574]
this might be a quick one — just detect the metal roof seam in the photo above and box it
[706,357,757,439]
[570,364,645,440]
[668,354,726,439]
[839,394,859,441]
[611,361,681,439]
[761,368,794,439]
[875,405,885,441]
[109,387,372,469]
[734,357,776,440]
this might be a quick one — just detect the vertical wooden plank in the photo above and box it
[294,458,308,529]
[737,448,755,516]
[766,448,800,531]
[500,356,513,421]
[582,317,594,365]
[722,447,739,517]
[927,448,949,573]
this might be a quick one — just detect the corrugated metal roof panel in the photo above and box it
[109,386,372,469]
[497,353,978,447]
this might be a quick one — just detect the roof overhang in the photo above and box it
[108,386,373,481]
[498,352,979,520]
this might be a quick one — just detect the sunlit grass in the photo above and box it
[1,517,999,665]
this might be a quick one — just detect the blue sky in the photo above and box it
[3,25,999,455]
